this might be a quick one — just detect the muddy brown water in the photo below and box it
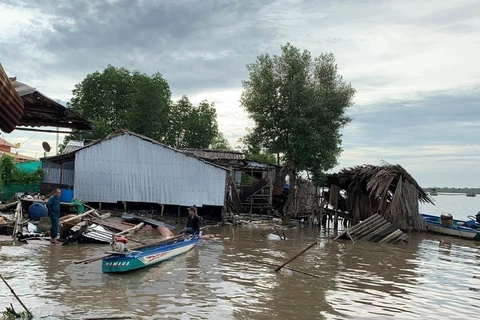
[0,226,479,320]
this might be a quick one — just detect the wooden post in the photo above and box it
[123,201,127,212]
[160,204,164,217]
[268,171,273,218]
[334,210,338,232]
[274,241,318,272]
[12,201,23,242]
[99,202,102,210]
[177,206,181,225]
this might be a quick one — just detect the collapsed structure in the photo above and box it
[326,163,434,231]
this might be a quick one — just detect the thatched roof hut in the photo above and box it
[326,163,434,232]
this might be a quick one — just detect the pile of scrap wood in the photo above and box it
[61,210,176,245]
[1,197,176,245]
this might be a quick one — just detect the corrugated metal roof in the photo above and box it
[0,63,24,133]
[182,148,245,160]
[62,140,84,154]
[71,223,113,243]
[11,79,93,130]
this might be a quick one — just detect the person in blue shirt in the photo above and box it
[46,189,61,244]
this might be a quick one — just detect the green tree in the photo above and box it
[63,65,171,145]
[0,155,15,185]
[210,132,231,150]
[241,43,355,215]
[166,96,219,149]
[239,131,277,165]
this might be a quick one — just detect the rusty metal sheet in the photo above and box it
[0,63,24,133]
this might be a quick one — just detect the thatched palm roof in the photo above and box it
[326,163,433,231]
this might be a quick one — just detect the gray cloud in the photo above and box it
[343,90,480,149]
[3,0,280,96]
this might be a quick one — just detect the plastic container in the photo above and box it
[28,202,48,221]
[59,189,73,203]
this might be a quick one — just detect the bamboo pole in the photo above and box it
[254,260,320,278]
[0,274,32,318]
[274,241,318,272]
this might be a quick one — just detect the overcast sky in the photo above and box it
[1,0,479,187]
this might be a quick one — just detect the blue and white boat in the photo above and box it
[102,235,199,273]
[421,213,480,241]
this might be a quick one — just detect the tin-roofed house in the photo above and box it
[41,130,228,211]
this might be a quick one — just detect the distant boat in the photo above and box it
[421,213,480,241]
[430,188,438,196]
[466,192,476,197]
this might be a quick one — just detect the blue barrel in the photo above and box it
[28,203,48,221]
[59,189,73,203]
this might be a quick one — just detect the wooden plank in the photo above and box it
[351,219,389,241]
[378,229,405,244]
[0,201,19,211]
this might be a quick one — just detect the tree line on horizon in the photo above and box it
[63,43,355,216]
[426,187,479,194]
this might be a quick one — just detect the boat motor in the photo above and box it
[476,212,480,224]
[111,236,129,253]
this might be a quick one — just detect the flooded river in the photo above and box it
[1,223,479,320]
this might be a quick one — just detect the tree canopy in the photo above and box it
[210,132,231,150]
[62,65,219,150]
[241,43,355,213]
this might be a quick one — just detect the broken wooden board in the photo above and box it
[334,213,408,244]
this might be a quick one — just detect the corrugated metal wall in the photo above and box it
[74,133,227,206]
[42,160,75,186]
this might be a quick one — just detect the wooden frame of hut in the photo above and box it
[326,163,434,232]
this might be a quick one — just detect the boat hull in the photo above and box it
[421,214,480,241]
[102,236,198,273]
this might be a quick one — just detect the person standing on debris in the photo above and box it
[180,206,200,235]
[46,189,61,244]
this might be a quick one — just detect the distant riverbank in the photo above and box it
[425,187,479,194]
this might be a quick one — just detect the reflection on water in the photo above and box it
[1,227,479,320]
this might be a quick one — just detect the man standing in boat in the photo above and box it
[46,189,61,244]
[180,206,200,235]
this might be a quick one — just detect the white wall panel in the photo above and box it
[74,133,226,206]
